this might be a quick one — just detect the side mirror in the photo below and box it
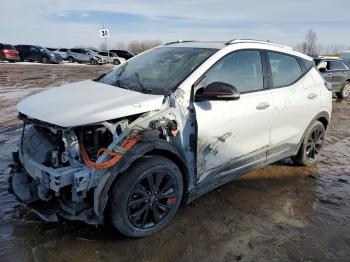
[195,82,240,101]
[319,67,326,73]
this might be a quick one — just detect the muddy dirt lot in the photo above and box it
[0,63,350,262]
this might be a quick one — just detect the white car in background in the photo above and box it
[97,51,126,65]
[66,48,107,65]
[54,48,69,60]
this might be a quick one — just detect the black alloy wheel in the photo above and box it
[295,120,326,166]
[109,156,183,237]
[127,172,178,229]
[305,126,324,161]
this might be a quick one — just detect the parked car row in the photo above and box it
[16,45,63,64]
[0,42,134,65]
[49,47,133,65]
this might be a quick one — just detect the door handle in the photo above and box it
[308,93,318,100]
[256,102,270,110]
[328,73,333,75]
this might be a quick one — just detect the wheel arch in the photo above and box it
[94,138,190,223]
[296,111,330,154]
[317,115,329,131]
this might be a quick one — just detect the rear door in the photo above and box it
[58,48,68,59]
[328,60,348,92]
[194,50,274,182]
[28,46,40,61]
[317,60,333,83]
[266,51,320,158]
[75,49,83,61]
[20,46,30,60]
[81,49,90,62]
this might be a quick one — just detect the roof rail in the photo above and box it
[164,40,198,45]
[225,39,292,49]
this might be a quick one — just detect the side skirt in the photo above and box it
[187,143,298,203]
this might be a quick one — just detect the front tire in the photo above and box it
[109,156,183,238]
[90,58,97,65]
[113,59,120,65]
[295,120,325,166]
[336,82,350,99]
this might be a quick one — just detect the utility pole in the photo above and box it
[100,22,110,61]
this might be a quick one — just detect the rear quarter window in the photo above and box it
[302,59,315,71]
[268,52,302,88]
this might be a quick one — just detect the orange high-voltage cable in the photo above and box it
[80,133,142,169]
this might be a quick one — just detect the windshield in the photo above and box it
[95,46,217,95]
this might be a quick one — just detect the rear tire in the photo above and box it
[68,56,74,63]
[109,156,183,238]
[336,82,350,99]
[295,120,325,166]
[41,56,49,64]
[113,59,120,65]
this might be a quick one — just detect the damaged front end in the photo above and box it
[9,95,191,224]
[10,114,129,223]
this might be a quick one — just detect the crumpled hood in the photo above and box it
[17,80,164,127]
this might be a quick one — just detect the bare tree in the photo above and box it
[112,42,126,50]
[99,42,107,51]
[127,40,162,54]
[322,44,346,56]
[296,30,319,57]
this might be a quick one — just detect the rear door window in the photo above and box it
[267,52,302,88]
[29,46,38,53]
[329,61,347,71]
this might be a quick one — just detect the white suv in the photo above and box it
[11,40,332,237]
[66,48,107,65]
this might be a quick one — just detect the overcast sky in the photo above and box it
[1,0,350,49]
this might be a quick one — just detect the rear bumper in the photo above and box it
[0,55,20,61]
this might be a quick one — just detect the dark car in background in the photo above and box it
[314,58,350,99]
[109,49,135,60]
[0,43,20,62]
[15,45,62,64]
